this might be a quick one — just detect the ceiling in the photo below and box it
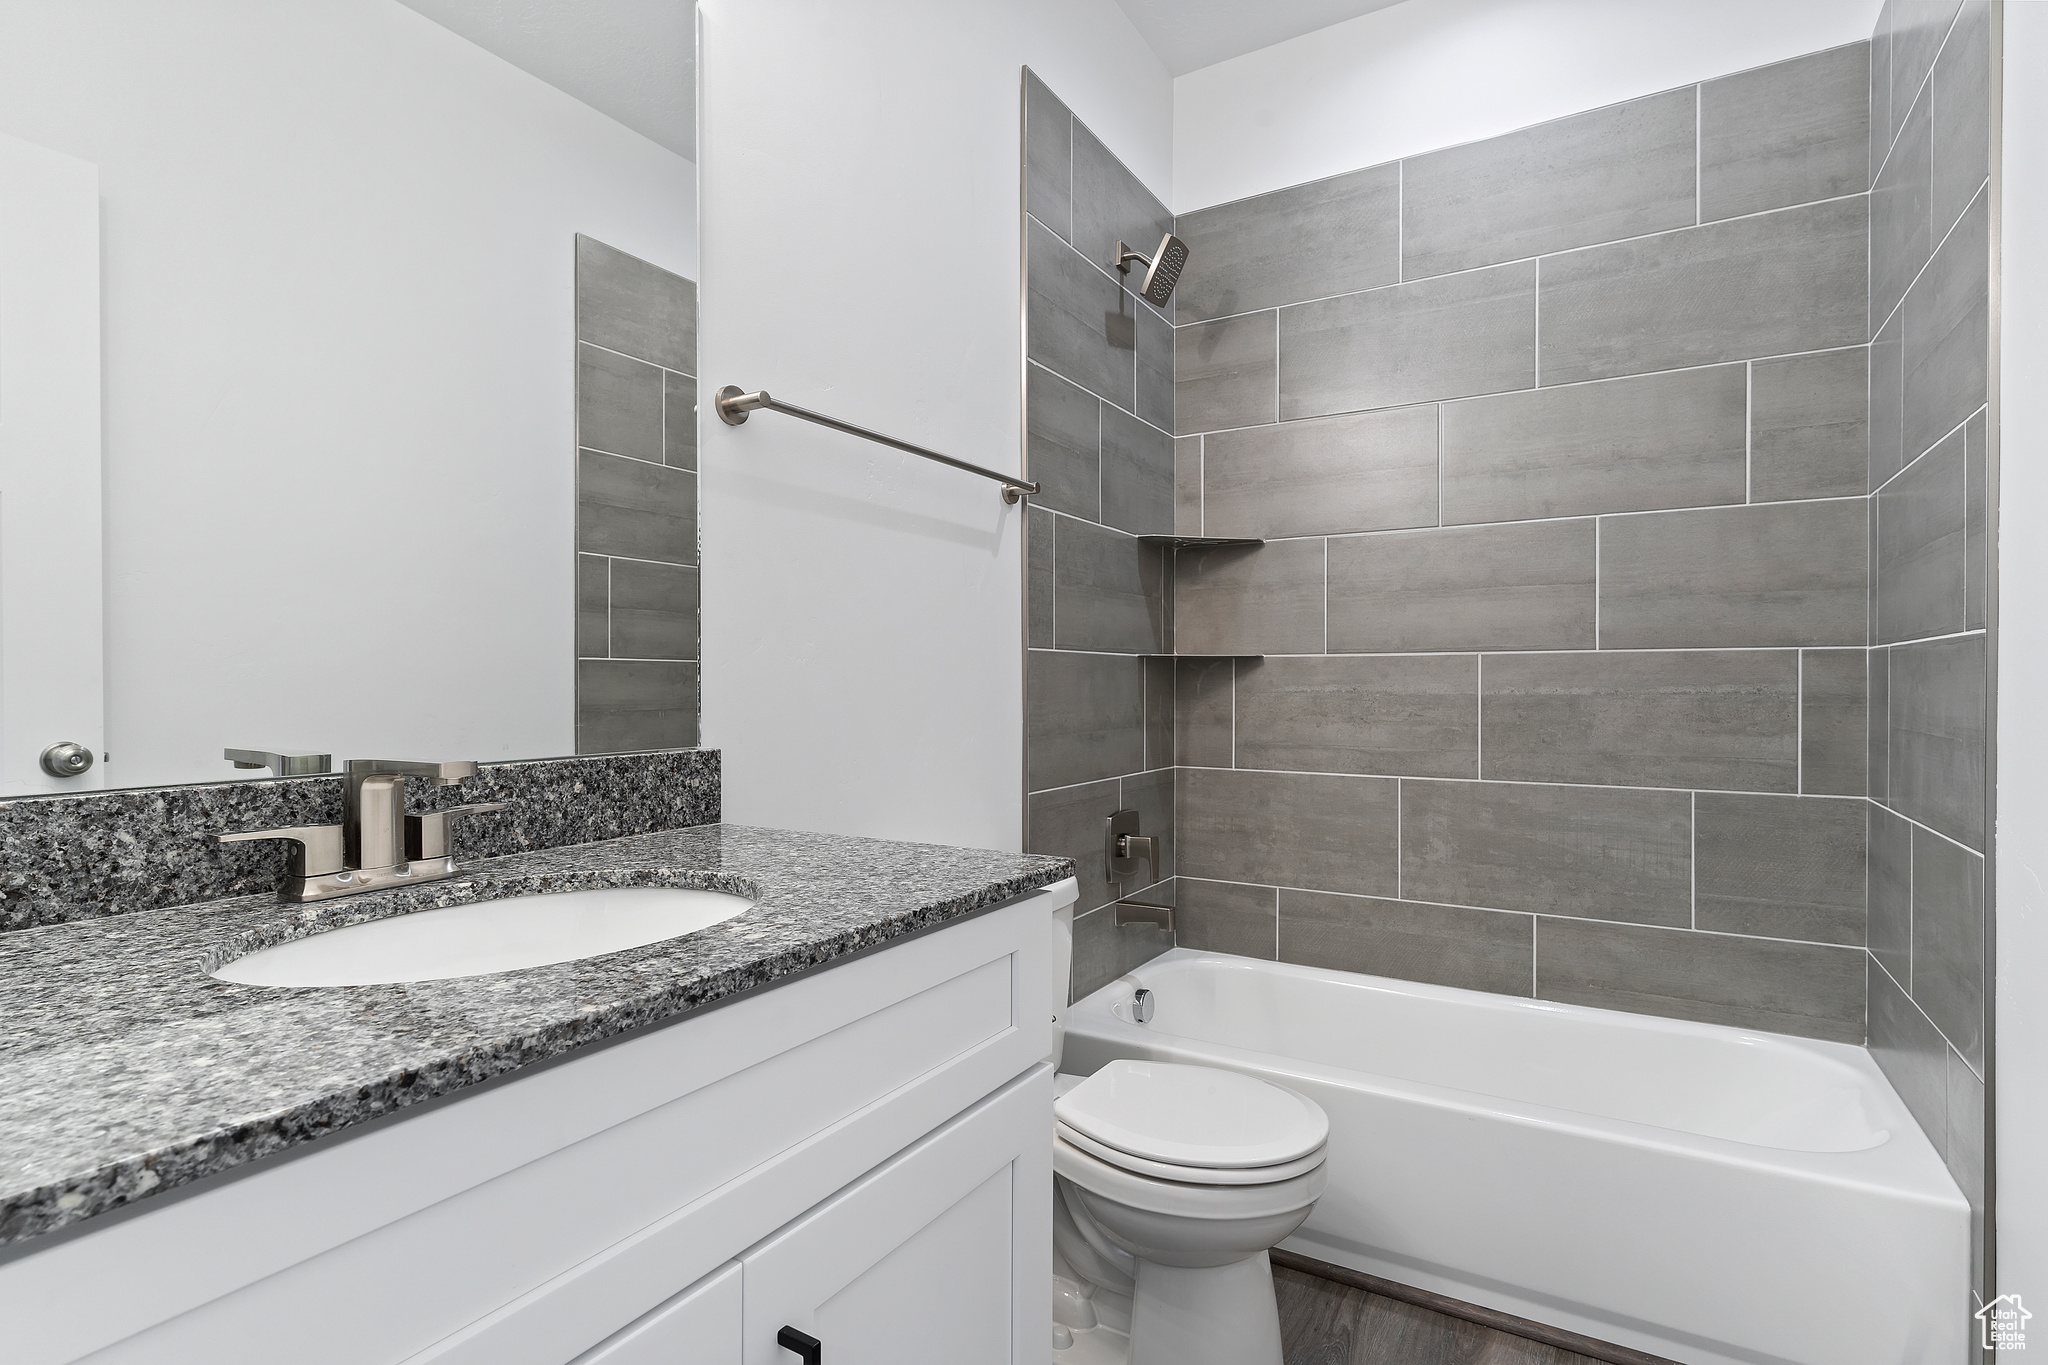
[1114,0,1412,75]
[396,0,694,158]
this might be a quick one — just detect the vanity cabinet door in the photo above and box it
[741,1066,1050,1365]
[576,1262,739,1365]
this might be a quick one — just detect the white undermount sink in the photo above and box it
[211,885,755,987]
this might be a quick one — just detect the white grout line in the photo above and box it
[1906,816,1916,994]
[1744,361,1754,501]
[1869,176,1991,343]
[1396,160,1404,284]
[1475,656,1484,779]
[1532,255,1541,387]
[1024,358,1176,443]
[1689,791,1697,929]
[1870,407,1981,498]
[1435,403,1445,526]
[1229,659,1238,768]
[1593,519,1601,649]
[1693,84,1703,227]
[1396,777,1403,899]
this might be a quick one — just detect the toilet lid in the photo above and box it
[1056,1120,1327,1185]
[1054,1060,1329,1169]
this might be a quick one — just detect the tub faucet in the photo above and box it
[216,758,507,904]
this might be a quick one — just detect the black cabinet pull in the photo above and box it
[778,1325,822,1363]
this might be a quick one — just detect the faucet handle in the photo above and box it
[217,823,348,878]
[224,748,333,777]
[407,802,510,861]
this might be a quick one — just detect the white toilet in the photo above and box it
[1049,903,1329,1365]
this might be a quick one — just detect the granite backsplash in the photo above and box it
[0,749,720,932]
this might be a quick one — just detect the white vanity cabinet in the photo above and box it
[0,882,1071,1365]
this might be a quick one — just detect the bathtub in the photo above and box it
[1060,949,1969,1365]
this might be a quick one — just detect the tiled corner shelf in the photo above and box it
[1137,653,1264,660]
[1133,534,1263,549]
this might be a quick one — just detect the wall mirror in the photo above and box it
[0,0,700,797]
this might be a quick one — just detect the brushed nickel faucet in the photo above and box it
[217,759,507,903]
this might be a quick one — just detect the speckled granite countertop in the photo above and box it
[0,824,1072,1248]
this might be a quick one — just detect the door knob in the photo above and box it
[778,1325,822,1363]
[40,742,94,778]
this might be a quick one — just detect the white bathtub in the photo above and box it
[1060,949,1969,1365]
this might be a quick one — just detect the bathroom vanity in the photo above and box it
[0,824,1076,1365]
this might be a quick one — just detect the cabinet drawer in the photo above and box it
[574,1262,739,1365]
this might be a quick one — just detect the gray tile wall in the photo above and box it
[1166,44,1877,1047]
[1861,0,1992,1317]
[1022,73,1180,997]
[574,236,700,753]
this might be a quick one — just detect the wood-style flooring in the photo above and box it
[1277,1267,1609,1365]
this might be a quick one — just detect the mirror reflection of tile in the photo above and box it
[573,235,701,753]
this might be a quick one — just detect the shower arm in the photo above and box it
[714,386,1041,504]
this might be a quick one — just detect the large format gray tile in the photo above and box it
[1071,903,1172,1001]
[1482,650,1800,792]
[578,450,697,564]
[1233,655,1478,779]
[1401,89,1695,278]
[1121,767,1177,889]
[663,372,696,469]
[575,235,695,374]
[1869,953,1950,1144]
[1177,879,1278,959]
[1327,521,1595,653]
[1178,767,1398,896]
[1871,0,1894,183]
[1174,435,1201,536]
[1598,500,1867,649]
[1281,262,1535,418]
[1878,426,1967,643]
[1947,1047,1987,1300]
[1027,510,1054,647]
[1400,779,1692,926]
[1889,632,1987,849]
[1803,647,1868,796]
[1136,301,1174,431]
[1027,218,1135,410]
[1175,540,1325,656]
[1871,83,1931,332]
[1966,410,1987,630]
[1441,366,1746,523]
[1177,311,1276,434]
[1201,406,1436,539]
[1023,69,1073,242]
[1072,122,1174,306]
[609,559,699,661]
[1144,656,1175,771]
[1930,2,1991,242]
[1890,0,1966,147]
[1028,778,1121,916]
[1053,515,1168,653]
[1751,349,1869,501]
[1174,164,1400,323]
[1914,827,1986,1070]
[1175,659,1235,768]
[1869,802,1913,985]
[578,344,664,463]
[1903,188,1988,461]
[1694,793,1865,945]
[1027,650,1144,791]
[576,660,698,753]
[1700,44,1870,222]
[1870,645,1892,802]
[1539,918,1865,1042]
[576,554,608,658]
[1101,405,1174,536]
[1870,308,1906,486]
[1026,365,1101,519]
[1538,196,1867,385]
[1280,890,1533,996]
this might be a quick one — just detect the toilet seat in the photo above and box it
[1054,1131,1327,1221]
[1056,1121,1327,1185]
[1056,1060,1329,1170]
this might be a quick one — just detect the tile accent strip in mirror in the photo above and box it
[0,749,719,933]
[575,235,701,753]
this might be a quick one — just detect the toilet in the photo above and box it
[1049,903,1329,1365]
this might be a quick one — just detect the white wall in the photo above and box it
[1172,0,1881,212]
[0,1,694,789]
[698,0,1170,850]
[1997,0,2043,1311]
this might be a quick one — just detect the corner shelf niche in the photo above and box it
[1132,535,1263,549]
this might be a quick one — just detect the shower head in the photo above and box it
[1116,233,1189,308]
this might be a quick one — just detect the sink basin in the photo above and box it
[212,885,754,987]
